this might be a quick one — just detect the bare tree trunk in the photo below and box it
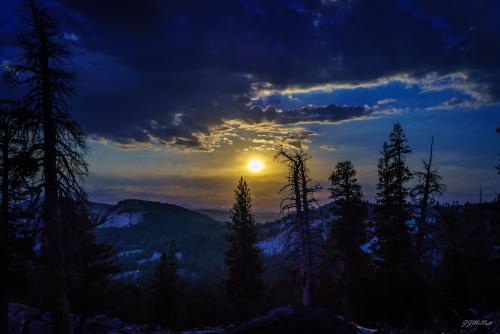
[276,148,318,307]
[38,14,72,334]
[298,158,313,307]
[292,163,311,306]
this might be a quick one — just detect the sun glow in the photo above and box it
[248,158,264,172]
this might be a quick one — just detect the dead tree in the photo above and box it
[275,146,321,306]
[6,2,88,333]
[411,137,445,261]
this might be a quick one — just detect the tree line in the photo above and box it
[223,122,500,330]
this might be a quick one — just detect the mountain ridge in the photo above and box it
[90,199,280,224]
[91,199,228,281]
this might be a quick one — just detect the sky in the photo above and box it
[1,0,499,212]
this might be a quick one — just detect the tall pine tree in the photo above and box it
[225,177,263,320]
[389,123,413,224]
[373,123,419,325]
[64,201,122,334]
[319,161,370,319]
[148,240,180,328]
[374,123,414,267]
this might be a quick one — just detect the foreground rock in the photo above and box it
[11,303,498,333]
[8,303,223,334]
[8,303,373,334]
[226,305,375,334]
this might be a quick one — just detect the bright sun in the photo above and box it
[248,159,264,172]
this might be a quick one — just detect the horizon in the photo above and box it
[91,193,492,215]
[2,0,499,211]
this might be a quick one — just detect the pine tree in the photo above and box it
[373,123,418,325]
[148,241,180,328]
[327,161,366,259]
[328,160,364,219]
[389,123,413,223]
[374,123,414,267]
[319,161,369,319]
[225,177,263,319]
[6,2,88,332]
[1,100,38,333]
[63,201,122,334]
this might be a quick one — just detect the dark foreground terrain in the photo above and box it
[8,303,500,334]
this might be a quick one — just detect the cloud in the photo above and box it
[171,113,183,126]
[377,98,397,105]
[4,0,500,151]
[63,32,79,41]
[425,97,482,111]
[250,75,420,99]
[318,144,337,152]
[90,104,378,152]
[252,72,491,107]
[251,104,372,125]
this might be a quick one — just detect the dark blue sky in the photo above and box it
[1,0,499,209]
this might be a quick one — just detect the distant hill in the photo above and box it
[90,199,228,281]
[89,199,327,283]
[89,201,113,215]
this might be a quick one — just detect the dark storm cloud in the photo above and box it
[250,104,371,124]
[90,102,374,151]
[3,0,500,149]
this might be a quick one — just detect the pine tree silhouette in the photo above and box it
[63,201,122,334]
[373,123,418,325]
[148,240,180,328]
[319,160,370,319]
[225,177,263,320]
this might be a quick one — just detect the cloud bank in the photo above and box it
[2,0,499,151]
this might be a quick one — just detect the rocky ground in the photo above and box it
[8,303,374,334]
[8,303,500,333]
[8,303,222,334]
[225,305,374,334]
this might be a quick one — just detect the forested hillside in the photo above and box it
[93,199,227,280]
